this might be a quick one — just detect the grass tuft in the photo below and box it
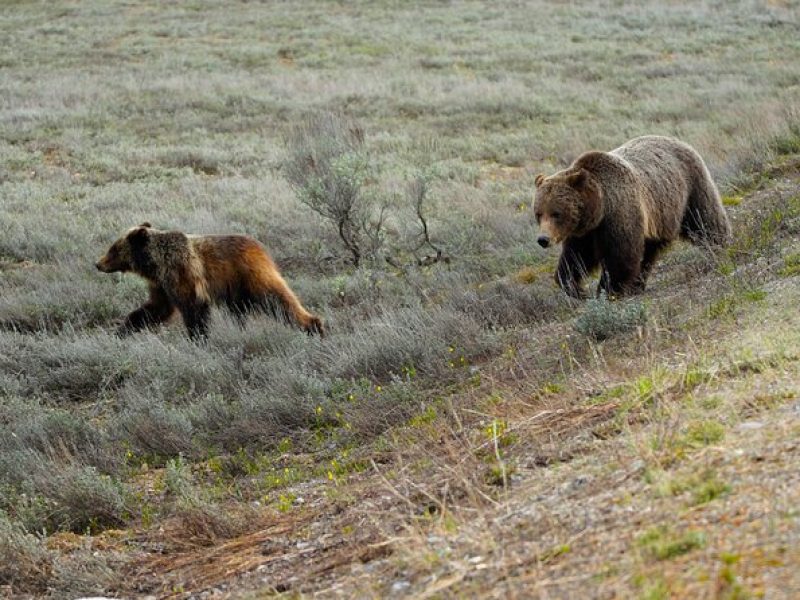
[637,526,706,561]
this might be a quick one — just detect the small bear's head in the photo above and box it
[533,169,602,248]
[95,222,152,273]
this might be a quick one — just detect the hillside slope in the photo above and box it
[115,162,800,599]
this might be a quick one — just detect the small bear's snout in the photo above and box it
[537,235,550,249]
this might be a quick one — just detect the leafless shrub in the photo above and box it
[284,112,375,266]
[385,174,450,270]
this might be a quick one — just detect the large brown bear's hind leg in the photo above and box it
[633,240,670,292]
[681,169,731,246]
[118,285,176,336]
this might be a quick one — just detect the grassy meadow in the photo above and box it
[1,0,800,597]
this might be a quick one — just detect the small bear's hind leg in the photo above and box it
[253,277,324,336]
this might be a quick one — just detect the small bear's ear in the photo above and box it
[534,174,545,187]
[139,222,152,228]
[127,226,150,245]
[566,169,588,189]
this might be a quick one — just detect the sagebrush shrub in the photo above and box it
[574,295,647,341]
[0,511,53,592]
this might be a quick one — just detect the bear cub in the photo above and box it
[534,135,731,298]
[96,223,324,339]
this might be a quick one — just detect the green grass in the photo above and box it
[637,526,706,561]
[780,252,800,277]
[684,419,726,447]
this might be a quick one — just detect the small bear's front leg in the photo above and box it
[118,286,175,336]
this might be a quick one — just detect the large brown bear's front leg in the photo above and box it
[119,285,175,336]
[598,233,644,297]
[556,236,600,299]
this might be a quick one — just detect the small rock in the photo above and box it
[573,474,590,487]
[738,420,765,430]
[563,474,591,492]
[391,580,411,593]
[630,459,646,472]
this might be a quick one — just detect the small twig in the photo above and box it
[370,459,417,510]
[491,418,509,492]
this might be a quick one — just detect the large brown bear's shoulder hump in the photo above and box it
[573,150,613,173]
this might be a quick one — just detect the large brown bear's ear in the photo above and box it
[566,169,588,189]
[534,174,545,187]
[139,222,152,228]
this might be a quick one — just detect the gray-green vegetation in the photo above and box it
[1,0,799,597]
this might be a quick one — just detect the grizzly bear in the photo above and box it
[96,223,324,339]
[533,135,731,298]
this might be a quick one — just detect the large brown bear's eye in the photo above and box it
[551,211,561,220]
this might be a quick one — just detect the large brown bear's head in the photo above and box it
[95,222,152,273]
[533,170,602,248]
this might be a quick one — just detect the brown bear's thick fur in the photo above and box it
[534,135,731,298]
[96,223,324,339]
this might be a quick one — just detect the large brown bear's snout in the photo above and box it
[537,235,551,248]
